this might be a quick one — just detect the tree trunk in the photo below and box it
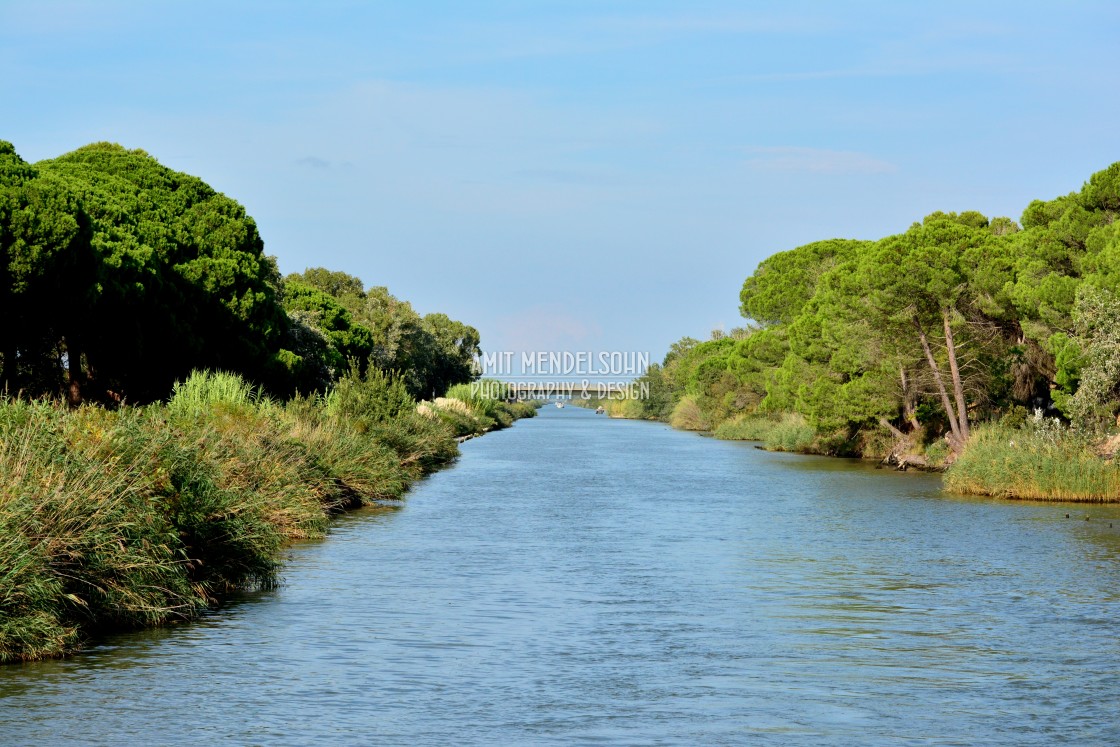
[1,342,14,395]
[0,289,12,393]
[942,307,970,441]
[900,366,920,431]
[64,334,84,407]
[878,416,908,442]
[913,315,964,449]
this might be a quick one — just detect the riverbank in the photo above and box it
[575,399,1120,501]
[0,371,537,663]
[570,162,1120,503]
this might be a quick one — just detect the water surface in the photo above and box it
[3,406,1120,745]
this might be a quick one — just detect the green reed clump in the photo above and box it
[580,397,642,418]
[286,400,412,506]
[762,413,818,453]
[421,400,488,437]
[160,408,327,595]
[425,380,538,437]
[326,367,416,424]
[579,396,646,419]
[505,400,539,420]
[363,410,460,478]
[669,395,709,431]
[0,401,195,661]
[444,380,513,428]
[326,367,459,475]
[167,370,267,419]
[713,415,778,441]
[946,421,1120,501]
[443,382,494,409]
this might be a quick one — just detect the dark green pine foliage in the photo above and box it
[0,142,93,398]
[37,143,288,402]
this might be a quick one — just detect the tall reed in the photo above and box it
[0,367,530,662]
[946,422,1120,501]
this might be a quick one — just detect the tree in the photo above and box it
[0,142,92,398]
[740,238,867,325]
[857,213,1016,451]
[1010,162,1120,411]
[37,143,288,403]
[283,269,484,398]
[419,313,480,398]
[281,280,374,376]
[349,285,432,394]
[1067,285,1120,429]
[285,268,365,303]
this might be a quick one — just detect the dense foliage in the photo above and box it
[283,269,481,398]
[0,141,481,404]
[0,139,538,661]
[608,162,1120,482]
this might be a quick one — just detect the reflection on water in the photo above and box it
[2,407,1120,746]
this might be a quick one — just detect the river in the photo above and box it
[3,406,1120,745]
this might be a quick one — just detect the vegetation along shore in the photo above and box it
[580,162,1120,502]
[0,140,536,662]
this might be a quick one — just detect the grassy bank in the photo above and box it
[0,371,536,663]
[577,395,1120,500]
[945,421,1120,501]
[712,413,820,452]
[571,397,646,420]
[419,381,539,437]
[577,398,851,456]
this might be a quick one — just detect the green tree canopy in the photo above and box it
[37,142,288,402]
[0,142,92,397]
[281,280,375,375]
[283,268,482,398]
[740,238,868,326]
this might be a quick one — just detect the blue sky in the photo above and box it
[2,1,1118,368]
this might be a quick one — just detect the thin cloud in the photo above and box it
[493,305,603,357]
[296,156,331,169]
[741,54,1027,83]
[601,13,840,35]
[423,11,839,66]
[745,146,897,175]
[514,168,618,186]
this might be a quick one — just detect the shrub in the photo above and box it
[0,401,194,661]
[669,396,710,431]
[168,370,267,418]
[364,410,459,477]
[923,439,952,469]
[326,366,415,424]
[0,367,473,662]
[424,401,486,437]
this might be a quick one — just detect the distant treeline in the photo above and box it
[0,141,479,404]
[608,162,1120,496]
